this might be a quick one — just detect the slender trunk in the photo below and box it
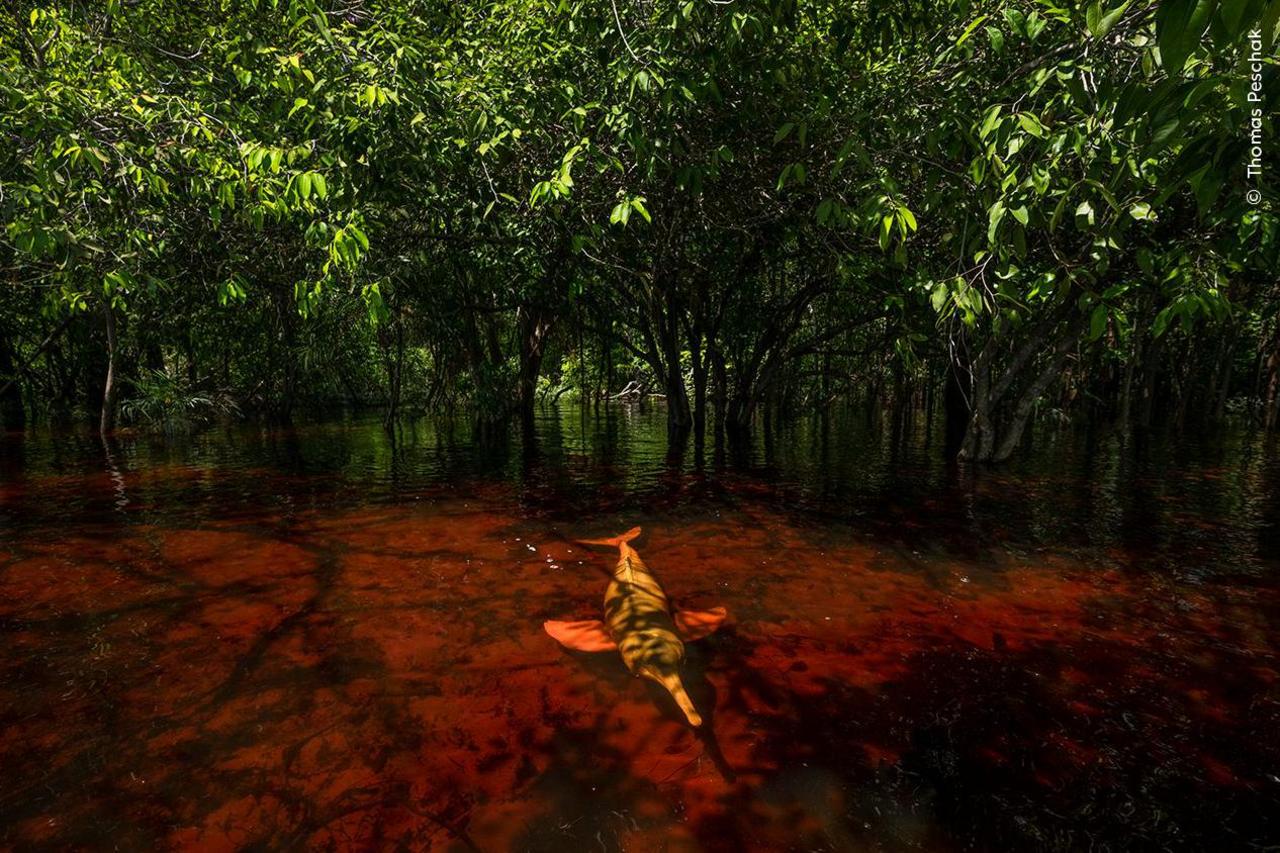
[380,318,404,428]
[1265,320,1280,431]
[1212,330,1235,422]
[273,289,297,422]
[992,316,1086,462]
[604,325,614,396]
[960,343,992,460]
[1119,318,1140,435]
[1138,332,1162,429]
[99,303,118,434]
[651,295,690,433]
[710,345,727,437]
[184,330,198,386]
[943,356,969,459]
[517,304,553,426]
[963,302,1082,461]
[689,328,707,443]
[0,314,75,408]
[0,329,25,429]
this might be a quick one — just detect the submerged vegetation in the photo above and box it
[1,1,1277,458]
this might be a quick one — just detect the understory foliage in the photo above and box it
[1,0,1277,457]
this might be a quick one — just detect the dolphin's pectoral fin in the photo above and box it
[674,606,728,641]
[544,620,618,652]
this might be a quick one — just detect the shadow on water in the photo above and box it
[1,403,1278,850]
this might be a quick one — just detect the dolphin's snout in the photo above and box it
[647,669,703,728]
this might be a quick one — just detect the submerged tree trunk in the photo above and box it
[991,316,1085,462]
[1265,320,1280,431]
[958,306,1084,463]
[1137,331,1163,430]
[688,322,707,444]
[710,345,727,438]
[380,317,405,429]
[517,304,554,427]
[943,354,969,460]
[99,303,118,435]
[657,299,691,435]
[0,330,25,430]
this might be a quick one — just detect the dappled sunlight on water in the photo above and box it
[1,407,1278,850]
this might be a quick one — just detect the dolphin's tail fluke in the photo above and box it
[577,526,642,550]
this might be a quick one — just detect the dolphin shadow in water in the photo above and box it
[543,527,728,729]
[673,637,738,783]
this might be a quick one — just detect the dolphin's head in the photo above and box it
[630,637,702,727]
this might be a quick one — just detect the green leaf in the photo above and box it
[956,14,990,46]
[1152,304,1174,337]
[816,199,833,225]
[773,122,795,144]
[349,225,369,251]
[312,12,336,47]
[1017,113,1046,137]
[1219,0,1265,37]
[979,105,1004,140]
[629,197,651,223]
[1096,2,1133,37]
[1128,201,1155,220]
[930,281,950,312]
[1086,2,1103,36]
[1156,0,1216,76]
[987,200,1006,242]
[1088,2,1132,37]
[1088,304,1109,341]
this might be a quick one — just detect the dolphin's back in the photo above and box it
[604,549,683,674]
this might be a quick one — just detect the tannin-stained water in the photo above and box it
[1,406,1278,851]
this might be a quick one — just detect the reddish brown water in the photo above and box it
[2,408,1278,851]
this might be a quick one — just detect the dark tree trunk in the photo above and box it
[689,327,707,444]
[653,288,690,435]
[991,316,1086,462]
[1212,330,1235,422]
[1265,320,1280,431]
[1119,321,1140,435]
[1137,331,1163,430]
[380,317,405,429]
[145,342,164,372]
[710,345,727,438]
[517,304,554,427]
[184,330,198,386]
[0,330,25,430]
[943,355,969,460]
[958,305,1083,463]
[99,303,118,434]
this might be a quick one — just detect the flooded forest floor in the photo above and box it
[1,406,1278,851]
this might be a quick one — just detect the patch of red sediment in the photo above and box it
[160,527,317,588]
[0,539,157,618]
